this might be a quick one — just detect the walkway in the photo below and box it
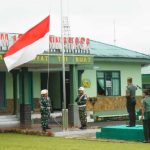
[0,112,127,139]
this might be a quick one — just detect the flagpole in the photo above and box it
[61,0,66,109]
[47,14,51,90]
[61,0,68,131]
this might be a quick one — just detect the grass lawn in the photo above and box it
[0,133,150,150]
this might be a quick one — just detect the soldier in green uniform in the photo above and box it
[75,87,87,129]
[40,89,49,132]
[141,89,150,143]
[126,77,137,127]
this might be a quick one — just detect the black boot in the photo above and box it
[79,125,87,130]
[46,126,51,129]
[82,125,87,129]
[42,128,46,132]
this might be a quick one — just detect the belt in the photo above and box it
[78,105,86,108]
[41,106,47,109]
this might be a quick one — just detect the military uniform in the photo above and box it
[126,84,137,126]
[40,95,49,131]
[141,95,150,142]
[47,97,52,117]
[75,93,87,129]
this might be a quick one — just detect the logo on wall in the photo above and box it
[82,79,91,88]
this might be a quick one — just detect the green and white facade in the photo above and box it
[142,65,150,90]
[0,32,150,127]
[82,41,150,97]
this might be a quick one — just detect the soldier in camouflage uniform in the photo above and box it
[40,89,49,132]
[75,87,87,129]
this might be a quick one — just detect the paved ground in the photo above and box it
[1,121,128,139]
[0,113,128,139]
[1,114,144,143]
[54,128,98,139]
[0,120,127,138]
[53,120,127,139]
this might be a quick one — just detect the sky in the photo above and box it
[0,0,150,54]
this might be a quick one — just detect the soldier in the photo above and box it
[75,87,87,129]
[141,89,150,143]
[126,77,137,127]
[40,89,49,132]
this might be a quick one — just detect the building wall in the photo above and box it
[6,72,13,99]
[32,72,41,111]
[142,74,150,90]
[82,70,97,97]
[5,72,42,100]
[82,61,142,97]
[0,73,14,114]
[119,62,142,96]
[1,61,143,114]
[49,72,61,109]
[86,96,142,111]
[32,72,41,98]
[142,74,150,84]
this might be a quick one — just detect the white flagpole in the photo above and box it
[47,13,51,90]
[60,0,66,109]
[60,0,68,130]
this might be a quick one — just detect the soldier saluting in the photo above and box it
[126,77,137,127]
[75,87,87,129]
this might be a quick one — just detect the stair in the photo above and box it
[0,115,19,126]
[96,125,144,141]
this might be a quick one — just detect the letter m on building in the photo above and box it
[0,33,9,50]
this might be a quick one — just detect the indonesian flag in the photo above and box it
[4,16,50,71]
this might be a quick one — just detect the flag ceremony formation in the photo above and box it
[4,16,50,71]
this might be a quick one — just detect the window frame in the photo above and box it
[97,70,121,96]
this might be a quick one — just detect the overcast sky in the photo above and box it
[0,0,150,54]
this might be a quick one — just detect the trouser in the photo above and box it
[126,101,136,126]
[40,109,49,129]
[79,106,87,127]
[47,108,51,127]
[41,114,49,129]
[143,119,150,141]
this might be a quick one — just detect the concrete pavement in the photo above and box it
[0,112,126,139]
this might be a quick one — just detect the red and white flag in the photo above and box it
[4,16,50,71]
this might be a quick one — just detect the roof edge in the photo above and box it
[90,40,150,57]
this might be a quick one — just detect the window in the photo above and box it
[97,71,120,96]
[0,72,5,107]
[142,84,150,90]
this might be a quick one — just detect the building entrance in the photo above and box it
[41,71,70,111]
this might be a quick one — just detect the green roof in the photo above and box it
[90,40,150,59]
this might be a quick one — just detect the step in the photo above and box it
[0,115,19,125]
[0,115,18,119]
[0,120,19,125]
[96,125,144,141]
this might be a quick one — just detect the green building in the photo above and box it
[83,41,150,97]
[0,33,150,127]
[142,65,150,90]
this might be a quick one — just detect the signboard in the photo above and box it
[0,33,91,55]
[32,54,93,64]
[0,53,94,65]
[0,33,21,51]
[49,36,90,54]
